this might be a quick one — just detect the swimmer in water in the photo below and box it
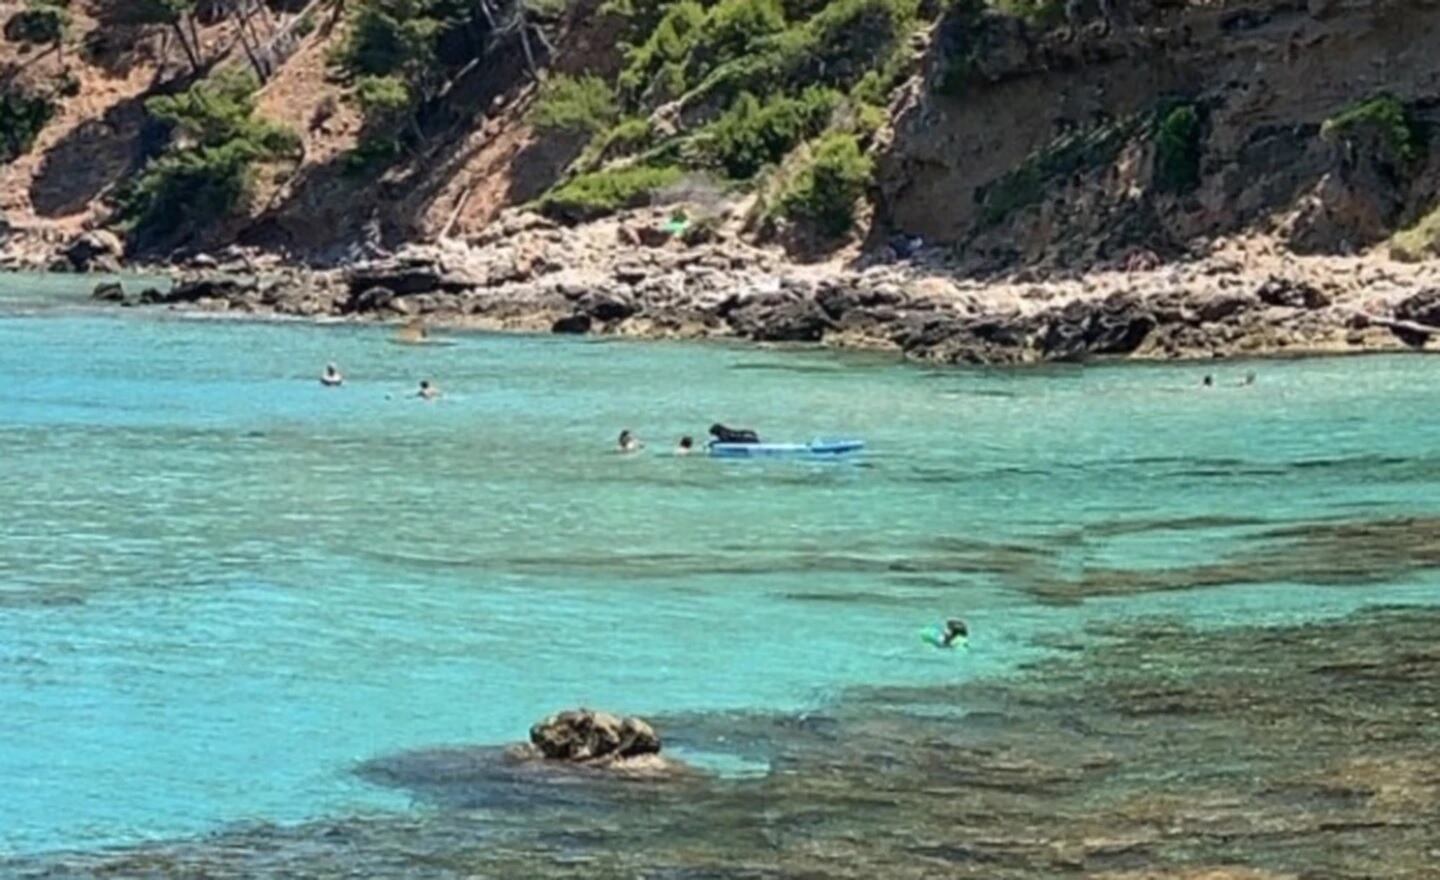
[417,379,440,400]
[676,436,695,455]
[940,618,969,647]
[320,363,344,387]
[1241,372,1256,386]
[1202,374,1214,387]
[618,430,642,453]
[396,320,430,345]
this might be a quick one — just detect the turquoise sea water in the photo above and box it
[3,275,1440,857]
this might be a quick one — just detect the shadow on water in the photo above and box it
[14,606,1439,878]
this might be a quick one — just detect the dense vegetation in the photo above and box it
[774,131,873,235]
[1322,94,1423,166]
[525,0,924,236]
[330,0,553,170]
[0,83,54,163]
[117,71,300,248]
[1391,203,1440,262]
[4,1,71,49]
[1154,103,1202,194]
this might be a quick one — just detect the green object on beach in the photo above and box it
[663,217,690,235]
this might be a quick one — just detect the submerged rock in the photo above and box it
[90,281,125,303]
[529,708,662,764]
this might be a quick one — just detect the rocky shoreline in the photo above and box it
[74,208,1440,364]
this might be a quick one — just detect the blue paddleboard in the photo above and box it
[708,439,865,458]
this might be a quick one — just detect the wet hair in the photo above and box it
[419,380,431,389]
[945,619,969,637]
[679,436,694,449]
[1202,375,1214,386]
[619,430,633,444]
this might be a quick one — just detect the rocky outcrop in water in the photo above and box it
[529,709,662,765]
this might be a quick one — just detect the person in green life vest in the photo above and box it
[922,618,969,649]
[939,618,969,647]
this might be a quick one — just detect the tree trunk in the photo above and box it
[171,19,201,73]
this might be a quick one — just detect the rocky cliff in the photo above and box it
[879,0,1440,268]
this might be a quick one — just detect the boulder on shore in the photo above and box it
[529,709,661,764]
[63,230,124,273]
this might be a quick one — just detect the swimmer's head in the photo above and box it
[945,618,969,637]
[679,436,694,450]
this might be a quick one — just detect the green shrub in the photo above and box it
[1390,204,1440,262]
[798,0,918,85]
[531,74,619,135]
[990,0,1063,25]
[686,0,786,71]
[538,164,684,221]
[354,74,413,129]
[5,1,70,46]
[333,0,444,79]
[776,132,872,236]
[584,116,654,166]
[600,0,681,40]
[146,70,296,152]
[617,0,706,100]
[117,143,258,242]
[692,0,920,108]
[119,72,299,244]
[345,134,404,175]
[1154,103,1202,194]
[1322,94,1422,165]
[703,87,839,178]
[0,86,54,163]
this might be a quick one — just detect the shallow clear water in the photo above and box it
[2,276,1439,856]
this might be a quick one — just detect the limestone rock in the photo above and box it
[1256,276,1331,310]
[529,709,661,763]
[1197,293,1258,323]
[724,292,833,342]
[63,230,124,272]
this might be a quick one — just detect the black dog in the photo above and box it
[709,423,760,444]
